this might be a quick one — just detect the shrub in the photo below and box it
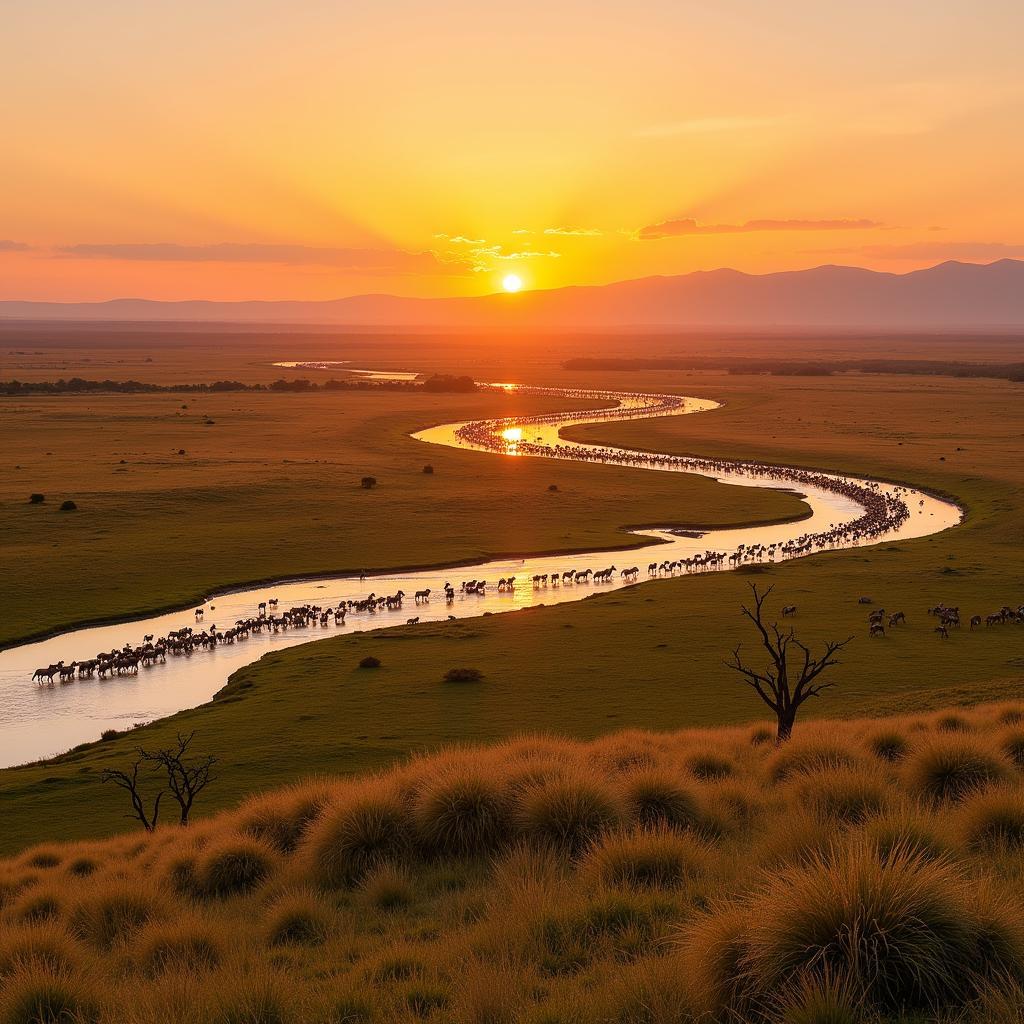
[769,739,862,783]
[739,840,1018,1013]
[685,749,734,781]
[619,770,703,832]
[796,768,892,824]
[903,736,1010,803]
[959,788,1024,852]
[866,728,909,763]
[360,477,377,489]
[70,883,164,949]
[135,917,222,975]
[58,500,77,512]
[443,667,483,683]
[304,786,411,888]
[422,464,434,474]
[358,656,381,669]
[0,967,101,1024]
[195,838,276,898]
[547,484,558,492]
[265,891,331,947]
[413,769,512,855]
[516,775,621,854]
[28,494,44,504]
[99,729,119,742]
[361,864,415,911]
[582,827,708,890]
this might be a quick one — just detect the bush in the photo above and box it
[265,891,331,947]
[958,788,1024,852]
[28,494,44,505]
[360,477,377,489]
[99,730,119,742]
[58,500,77,512]
[413,769,512,855]
[516,775,621,854]
[547,484,558,492]
[582,827,708,890]
[422,464,434,474]
[443,667,483,683]
[358,656,381,669]
[903,736,1010,803]
[195,838,276,898]
[135,917,222,975]
[305,786,411,888]
[619,770,703,832]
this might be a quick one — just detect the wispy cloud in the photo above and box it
[57,242,470,275]
[637,217,881,240]
[465,245,561,272]
[0,240,30,252]
[816,241,1024,261]
[542,227,603,237]
[433,233,487,245]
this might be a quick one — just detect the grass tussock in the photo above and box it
[5,701,1024,1020]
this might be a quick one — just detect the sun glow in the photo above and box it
[502,274,523,293]
[501,426,523,443]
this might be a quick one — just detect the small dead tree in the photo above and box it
[725,583,853,744]
[100,758,163,832]
[140,731,217,826]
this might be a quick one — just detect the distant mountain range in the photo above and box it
[3,259,1023,328]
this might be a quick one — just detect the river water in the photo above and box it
[0,383,961,767]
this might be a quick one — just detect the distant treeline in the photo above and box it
[0,373,478,396]
[563,357,1024,382]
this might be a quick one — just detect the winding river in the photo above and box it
[0,382,961,767]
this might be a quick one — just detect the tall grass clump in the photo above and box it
[195,838,277,898]
[619,769,703,832]
[769,738,863,783]
[958,787,1024,852]
[903,735,1010,803]
[582,827,708,890]
[135,916,223,976]
[866,728,909,763]
[412,768,512,856]
[795,767,892,824]
[264,890,332,947]
[0,923,81,979]
[737,840,1024,1015]
[0,966,101,1024]
[69,881,166,949]
[516,774,621,855]
[237,782,332,854]
[303,784,411,888]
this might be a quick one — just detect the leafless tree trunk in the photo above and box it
[140,731,216,826]
[725,583,852,744]
[100,760,163,832]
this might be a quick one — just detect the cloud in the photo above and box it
[56,242,470,275]
[0,240,30,252]
[511,228,532,235]
[433,233,487,245]
[465,244,561,272]
[543,227,603,237]
[818,241,1024,261]
[637,217,881,240]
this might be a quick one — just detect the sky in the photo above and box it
[2,0,1023,302]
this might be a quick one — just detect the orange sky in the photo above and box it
[2,1,1023,301]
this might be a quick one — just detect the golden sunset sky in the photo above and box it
[2,1,1023,301]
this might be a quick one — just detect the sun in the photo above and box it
[502,273,523,293]
[501,426,522,443]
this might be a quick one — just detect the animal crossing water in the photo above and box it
[0,383,961,766]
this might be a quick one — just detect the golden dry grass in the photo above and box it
[4,701,1024,1021]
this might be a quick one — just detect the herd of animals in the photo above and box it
[27,387,1010,690]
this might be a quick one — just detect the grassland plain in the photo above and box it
[1,336,1022,854]
[4,704,1024,1022]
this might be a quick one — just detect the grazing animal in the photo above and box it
[858,596,873,604]
[970,615,982,629]
[869,623,885,638]
[935,624,949,639]
[782,605,797,617]
[414,589,431,603]
[194,608,204,620]
[406,616,420,625]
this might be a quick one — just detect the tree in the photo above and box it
[139,731,217,826]
[100,758,163,832]
[725,583,853,744]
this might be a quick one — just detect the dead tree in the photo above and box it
[140,731,217,826]
[725,583,853,744]
[100,759,163,832]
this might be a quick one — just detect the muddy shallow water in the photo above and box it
[0,383,961,767]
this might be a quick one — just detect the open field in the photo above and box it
[5,702,1024,1022]
[1,331,1022,855]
